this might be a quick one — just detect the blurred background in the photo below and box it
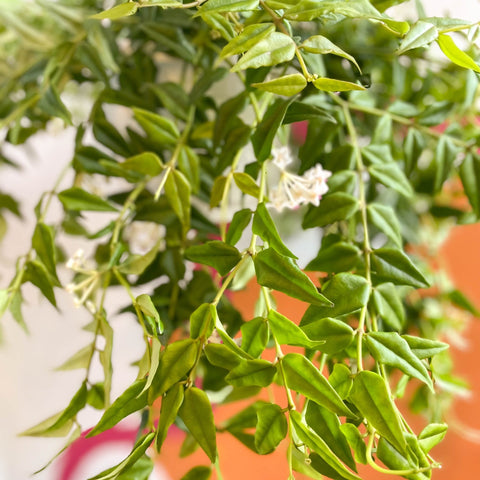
[1,1,480,479]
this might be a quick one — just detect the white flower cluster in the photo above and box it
[269,146,332,212]
[65,249,99,313]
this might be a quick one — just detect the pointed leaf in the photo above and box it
[305,242,361,273]
[164,169,191,233]
[220,23,275,58]
[369,163,414,198]
[300,273,371,324]
[340,423,368,464]
[302,35,361,72]
[251,97,295,163]
[180,466,212,480]
[396,21,438,54]
[372,283,405,331]
[226,208,252,246]
[190,303,215,340]
[306,402,356,470]
[437,34,480,73]
[434,136,459,192]
[185,241,241,276]
[136,294,164,336]
[459,152,480,216]
[205,343,244,370]
[254,248,332,306]
[121,153,163,177]
[290,411,362,480]
[231,32,296,72]
[241,317,269,358]
[91,2,139,20]
[156,383,184,452]
[179,387,217,463]
[233,172,261,198]
[133,108,179,146]
[198,0,259,15]
[32,222,58,280]
[253,202,296,258]
[367,204,402,247]
[401,335,449,359]
[268,310,324,349]
[149,339,198,399]
[88,380,148,437]
[301,317,354,354]
[38,86,72,125]
[418,424,447,453]
[349,371,406,454]
[303,192,358,228]
[371,248,430,288]
[24,260,57,307]
[283,353,354,417]
[252,74,307,96]
[329,364,353,400]
[365,332,433,390]
[226,359,277,387]
[313,77,365,92]
[59,188,117,212]
[254,403,288,454]
[55,344,93,371]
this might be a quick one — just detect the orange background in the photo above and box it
[159,224,480,479]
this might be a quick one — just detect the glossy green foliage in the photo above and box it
[1,0,479,479]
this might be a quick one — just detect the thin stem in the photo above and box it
[366,430,438,475]
[211,254,249,307]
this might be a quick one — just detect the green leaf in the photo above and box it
[136,294,164,336]
[367,204,402,247]
[226,208,252,246]
[233,172,261,198]
[190,303,215,340]
[291,447,325,480]
[301,317,354,355]
[403,128,426,175]
[99,316,113,405]
[418,424,447,453]
[254,403,288,454]
[210,176,228,208]
[369,163,414,198]
[20,411,74,438]
[349,371,406,454]
[283,353,353,417]
[24,260,57,307]
[313,77,365,92]
[254,248,332,307]
[180,465,212,480]
[268,310,324,349]
[220,23,275,58]
[241,317,269,358]
[205,343,244,369]
[437,34,480,73]
[88,432,155,480]
[305,242,361,273]
[300,273,371,324]
[149,339,198,400]
[372,283,405,331]
[340,423,367,464]
[164,169,191,234]
[396,21,438,54]
[306,402,356,470]
[133,108,180,146]
[55,344,93,371]
[32,222,58,280]
[118,241,160,275]
[226,359,277,387]
[401,335,449,359]
[231,32,296,72]
[251,97,295,163]
[38,86,72,125]
[252,74,307,96]
[121,153,163,177]
[434,136,459,192]
[116,455,154,480]
[198,0,259,15]
[91,2,139,20]
[459,153,480,216]
[178,387,217,463]
[328,364,353,400]
[156,383,184,452]
[302,192,358,228]
[365,332,433,390]
[58,188,117,212]
[371,248,430,288]
[290,411,362,480]
[283,101,337,125]
[252,203,296,258]
[88,380,148,437]
[301,35,361,72]
[185,241,241,276]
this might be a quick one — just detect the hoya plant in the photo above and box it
[1,0,480,479]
